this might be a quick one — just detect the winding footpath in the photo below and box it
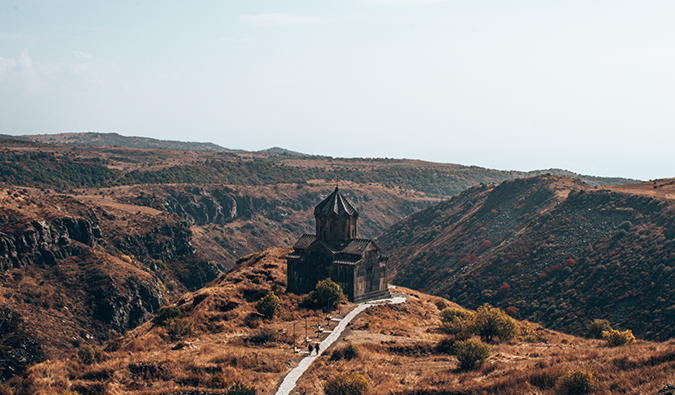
[274,296,406,395]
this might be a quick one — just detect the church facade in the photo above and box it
[286,187,391,303]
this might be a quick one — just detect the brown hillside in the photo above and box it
[12,248,675,395]
[378,175,675,341]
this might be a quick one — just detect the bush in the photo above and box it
[453,339,491,370]
[208,373,228,389]
[602,329,635,346]
[256,291,280,320]
[152,306,182,326]
[518,322,547,343]
[473,303,517,343]
[77,344,101,365]
[302,278,346,311]
[227,382,256,395]
[584,319,612,339]
[331,343,361,361]
[324,373,370,395]
[246,327,278,344]
[557,369,596,394]
[435,300,448,311]
[168,317,194,340]
[439,307,475,334]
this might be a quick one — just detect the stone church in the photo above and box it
[286,187,391,303]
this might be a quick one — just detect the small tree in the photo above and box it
[557,369,596,394]
[302,278,346,311]
[584,319,612,339]
[256,291,280,320]
[473,303,517,343]
[453,339,491,370]
[324,373,369,395]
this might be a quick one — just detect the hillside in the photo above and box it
[8,248,675,395]
[0,185,230,381]
[9,133,638,196]
[27,132,233,152]
[378,175,675,341]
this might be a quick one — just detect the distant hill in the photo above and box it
[377,175,675,341]
[26,132,233,152]
[8,133,640,197]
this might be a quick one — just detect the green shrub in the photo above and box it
[584,319,612,339]
[302,278,346,311]
[453,339,491,370]
[439,307,475,334]
[227,382,256,395]
[557,369,596,394]
[152,306,182,326]
[602,329,635,346]
[77,344,101,365]
[255,291,280,320]
[473,303,517,343]
[324,373,370,395]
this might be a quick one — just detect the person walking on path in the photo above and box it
[315,343,320,355]
[308,344,314,355]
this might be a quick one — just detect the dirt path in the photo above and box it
[274,296,406,395]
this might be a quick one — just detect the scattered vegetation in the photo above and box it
[302,278,346,311]
[473,303,518,343]
[76,344,101,365]
[584,319,613,339]
[331,343,361,361]
[557,369,597,394]
[602,329,636,347]
[256,291,280,320]
[324,372,370,395]
[452,339,492,370]
[439,307,475,334]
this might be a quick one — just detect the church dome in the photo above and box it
[314,187,359,217]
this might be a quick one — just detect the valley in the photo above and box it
[0,133,673,394]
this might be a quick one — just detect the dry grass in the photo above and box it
[293,290,675,395]
[10,251,675,395]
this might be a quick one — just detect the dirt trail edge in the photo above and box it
[274,296,407,395]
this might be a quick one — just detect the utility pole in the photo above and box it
[304,317,308,346]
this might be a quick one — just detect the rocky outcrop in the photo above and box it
[0,307,43,381]
[112,222,194,263]
[88,273,163,332]
[0,217,103,271]
[163,187,292,226]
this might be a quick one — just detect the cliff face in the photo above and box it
[0,188,219,380]
[0,217,102,271]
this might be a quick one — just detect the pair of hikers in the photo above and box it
[308,343,320,355]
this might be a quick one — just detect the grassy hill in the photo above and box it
[377,175,675,341]
[8,248,675,395]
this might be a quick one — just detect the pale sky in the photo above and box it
[2,1,675,180]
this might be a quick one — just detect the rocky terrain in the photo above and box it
[378,175,675,341]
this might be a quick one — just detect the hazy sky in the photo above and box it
[1,1,674,180]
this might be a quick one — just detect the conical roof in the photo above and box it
[314,187,359,217]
